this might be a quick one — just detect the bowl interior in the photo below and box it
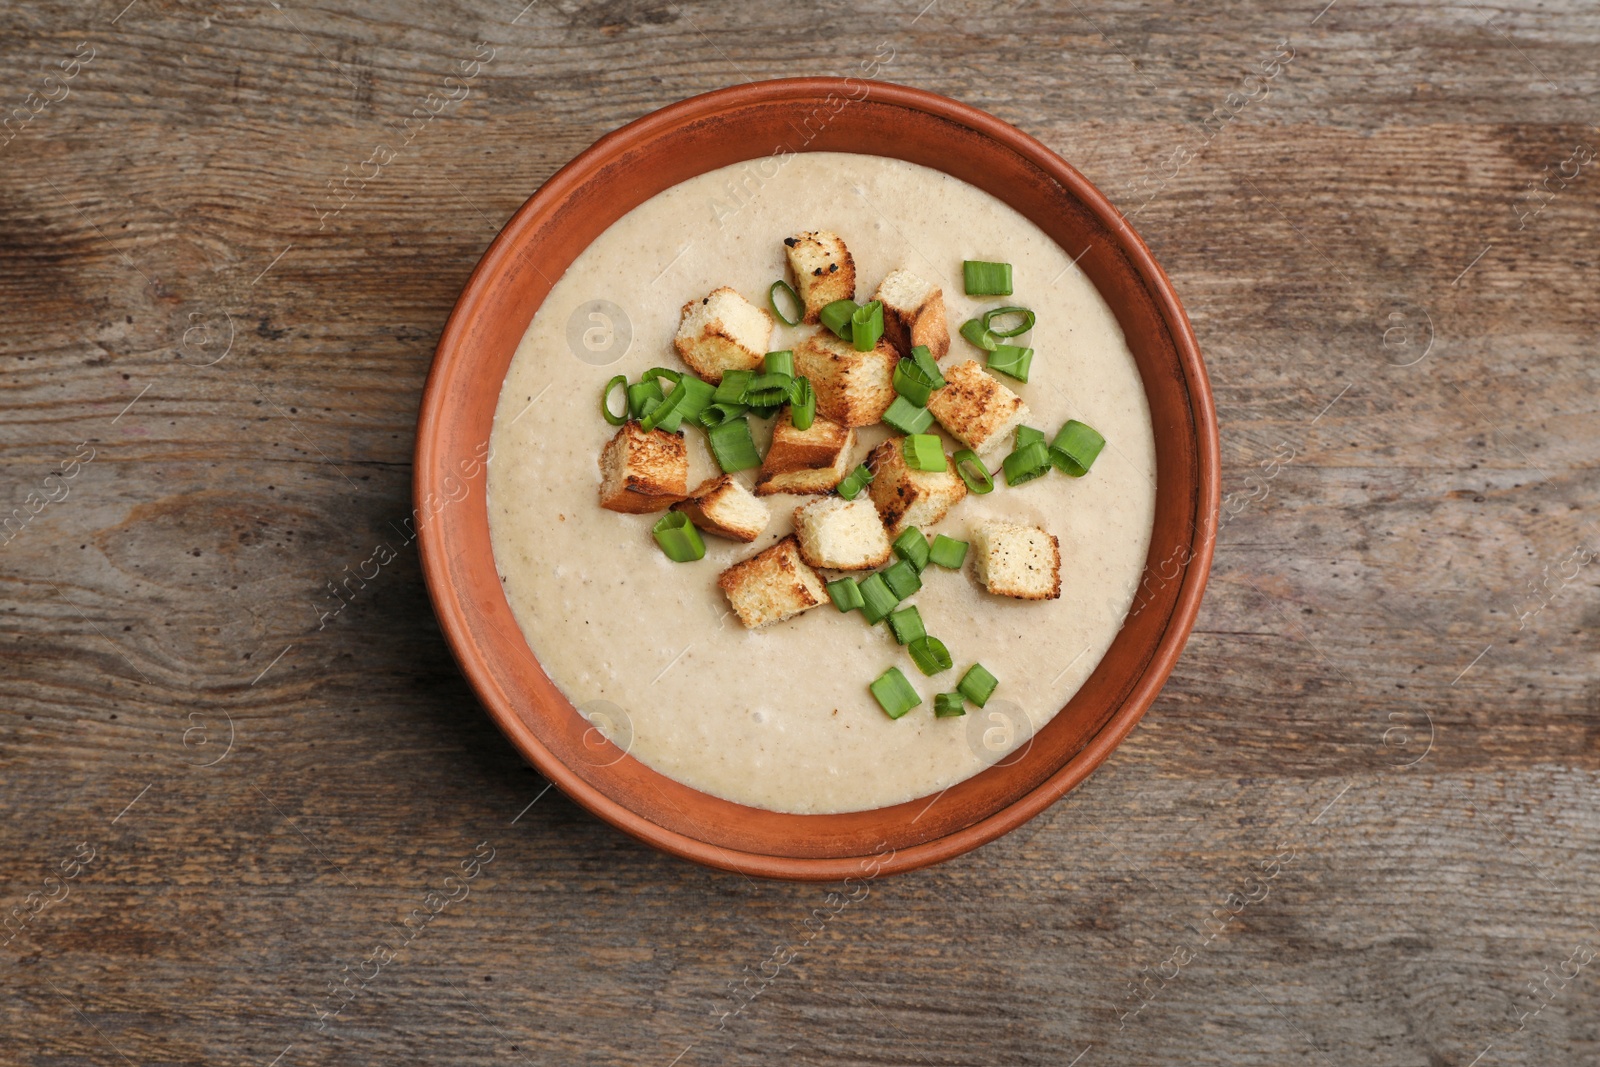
[415,79,1217,879]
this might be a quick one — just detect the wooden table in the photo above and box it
[4,2,1596,1063]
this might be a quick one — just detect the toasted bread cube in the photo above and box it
[793,330,898,428]
[971,520,1061,601]
[866,438,968,536]
[792,497,892,571]
[926,359,1030,455]
[875,268,950,360]
[755,442,854,496]
[671,474,769,543]
[597,421,688,514]
[784,231,855,323]
[673,287,773,383]
[717,535,828,629]
[763,409,853,473]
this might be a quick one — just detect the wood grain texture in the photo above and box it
[2,1,1598,1064]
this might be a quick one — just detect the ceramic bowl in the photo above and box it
[415,78,1219,880]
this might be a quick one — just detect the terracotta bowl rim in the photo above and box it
[415,77,1220,881]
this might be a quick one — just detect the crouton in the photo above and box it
[763,409,854,474]
[717,535,828,629]
[926,359,1030,455]
[866,438,968,536]
[673,287,773,383]
[671,474,769,542]
[792,497,892,571]
[875,268,950,360]
[597,421,688,514]
[784,231,855,324]
[792,330,898,428]
[755,443,854,496]
[971,520,1061,601]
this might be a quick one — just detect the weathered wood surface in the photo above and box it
[3,1,1598,1064]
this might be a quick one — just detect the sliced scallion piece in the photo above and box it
[697,402,749,428]
[982,306,1035,338]
[928,534,968,569]
[744,371,793,410]
[870,666,921,720]
[859,572,900,624]
[1002,440,1052,486]
[651,511,705,562]
[960,317,999,352]
[602,374,629,426]
[642,367,682,390]
[764,350,795,379]
[641,377,689,432]
[892,527,930,571]
[987,344,1033,382]
[1016,425,1046,450]
[882,558,922,599]
[827,576,864,613]
[963,260,1013,296]
[627,379,664,420]
[901,434,947,472]
[706,416,761,472]
[953,449,994,494]
[934,691,967,718]
[882,396,934,435]
[893,358,937,406]
[837,463,874,501]
[908,635,953,676]
[851,301,885,352]
[713,369,754,406]
[909,345,946,389]
[676,376,716,425]
[887,605,925,645]
[958,663,999,707]
[769,281,802,327]
[789,377,816,430]
[1050,419,1107,477]
[820,299,859,341]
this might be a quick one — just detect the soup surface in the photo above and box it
[487,152,1156,814]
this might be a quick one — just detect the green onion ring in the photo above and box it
[601,374,628,426]
[769,281,802,327]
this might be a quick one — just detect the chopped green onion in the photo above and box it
[934,692,967,718]
[744,372,793,409]
[851,301,885,351]
[769,281,802,327]
[1050,419,1107,477]
[859,572,900,624]
[627,379,664,420]
[901,434,947,472]
[982,306,1035,338]
[641,377,689,432]
[909,345,946,389]
[827,576,864,613]
[908,635,953,676]
[963,260,1013,296]
[987,344,1033,382]
[820,299,859,340]
[928,534,968,569]
[1002,440,1052,486]
[652,511,705,562]
[837,463,874,500]
[892,527,930,571]
[642,367,681,390]
[713,369,754,405]
[958,663,999,706]
[676,376,716,425]
[893,358,937,406]
[697,402,749,428]
[882,558,921,599]
[953,449,994,494]
[706,417,761,472]
[870,666,921,720]
[602,375,628,426]
[887,605,925,645]
[764,350,794,379]
[1016,425,1046,450]
[960,317,998,352]
[882,396,934,435]
[789,377,816,430]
